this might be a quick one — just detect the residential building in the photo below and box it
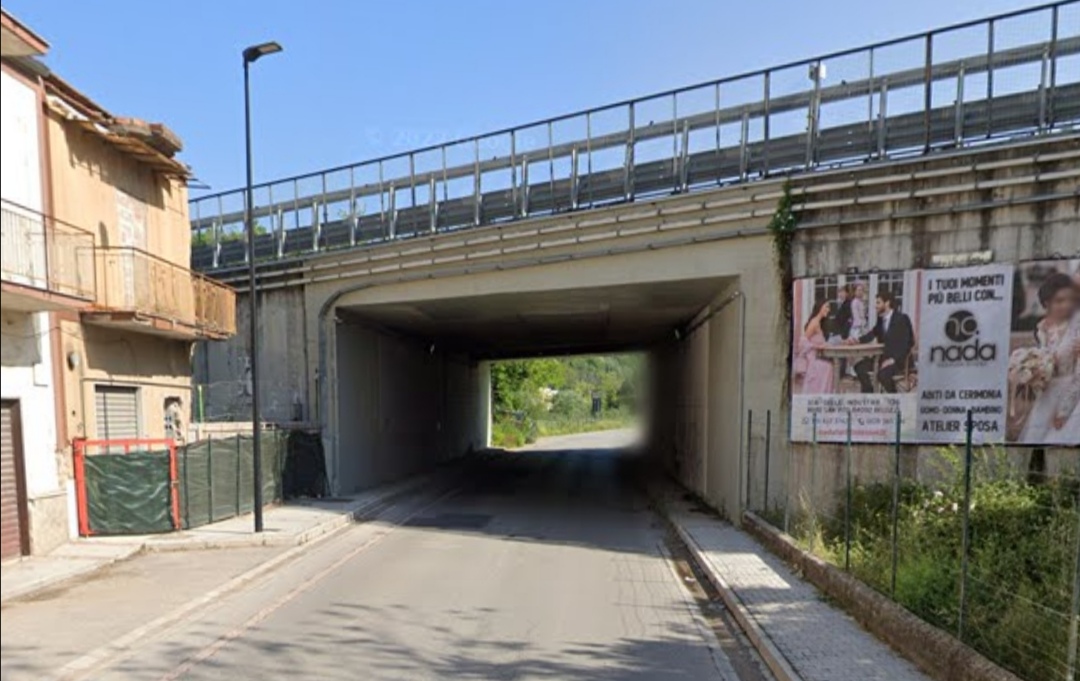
[1,9,235,560]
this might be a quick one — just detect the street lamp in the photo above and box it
[243,40,282,533]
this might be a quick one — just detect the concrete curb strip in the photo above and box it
[1,474,433,606]
[741,511,1025,681]
[50,475,441,681]
[668,517,803,681]
[0,545,143,603]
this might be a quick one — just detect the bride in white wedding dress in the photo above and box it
[1017,273,1080,446]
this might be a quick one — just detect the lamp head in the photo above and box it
[243,42,283,64]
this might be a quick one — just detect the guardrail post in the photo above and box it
[409,152,417,214]
[349,203,358,247]
[679,120,690,192]
[1038,43,1050,132]
[986,19,995,136]
[429,176,438,233]
[954,62,966,144]
[311,200,322,252]
[388,186,397,239]
[877,81,889,158]
[211,220,222,269]
[510,130,519,214]
[275,209,286,259]
[763,70,771,176]
[570,147,580,210]
[626,101,636,200]
[473,139,482,226]
[1049,4,1059,128]
[378,161,387,232]
[714,84,722,184]
[923,32,934,152]
[739,111,749,181]
[520,156,530,217]
[586,113,594,207]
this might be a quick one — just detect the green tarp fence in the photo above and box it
[178,431,285,530]
[81,431,287,535]
[84,450,174,535]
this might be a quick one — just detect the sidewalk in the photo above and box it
[1,473,431,604]
[660,493,932,681]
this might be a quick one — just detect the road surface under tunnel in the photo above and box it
[48,430,769,681]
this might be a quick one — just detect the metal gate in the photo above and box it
[73,438,180,536]
[1,400,29,560]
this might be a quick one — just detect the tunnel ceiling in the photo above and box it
[338,277,732,359]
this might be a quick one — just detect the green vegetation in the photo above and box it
[489,354,642,448]
[191,222,269,248]
[784,451,1078,681]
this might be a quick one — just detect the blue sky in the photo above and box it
[6,0,1039,196]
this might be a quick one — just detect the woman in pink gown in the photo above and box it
[797,300,836,394]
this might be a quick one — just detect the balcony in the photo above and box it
[1,199,96,311]
[84,246,236,339]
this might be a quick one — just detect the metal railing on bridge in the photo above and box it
[190,1,1080,271]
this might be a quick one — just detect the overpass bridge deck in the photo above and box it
[189,2,1079,272]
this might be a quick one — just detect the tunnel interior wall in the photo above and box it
[334,323,483,493]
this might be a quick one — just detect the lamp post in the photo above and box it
[243,41,282,533]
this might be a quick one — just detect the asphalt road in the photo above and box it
[4,430,756,681]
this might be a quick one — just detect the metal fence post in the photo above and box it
[764,410,772,515]
[1067,500,1080,681]
[845,410,853,572]
[236,433,243,517]
[746,410,754,512]
[207,437,215,523]
[810,412,819,554]
[891,411,902,597]
[784,427,794,535]
[958,410,975,641]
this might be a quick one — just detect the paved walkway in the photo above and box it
[1,473,431,604]
[668,500,931,681]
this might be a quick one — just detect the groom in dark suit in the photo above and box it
[850,291,914,393]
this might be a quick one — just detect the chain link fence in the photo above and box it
[749,410,1080,681]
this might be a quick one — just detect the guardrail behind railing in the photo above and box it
[190,1,1080,269]
[1,199,97,300]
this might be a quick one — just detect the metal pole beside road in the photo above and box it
[891,411,902,597]
[957,410,975,641]
[242,41,283,534]
[845,411,853,572]
[1067,504,1080,681]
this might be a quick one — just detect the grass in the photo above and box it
[490,411,636,449]
[779,454,1079,681]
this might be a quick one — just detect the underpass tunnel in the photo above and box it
[328,274,752,518]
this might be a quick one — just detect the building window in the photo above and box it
[164,397,184,443]
[94,385,139,441]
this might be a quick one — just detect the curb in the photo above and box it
[2,474,433,606]
[741,511,1025,681]
[668,516,803,681]
[1,545,143,604]
[52,474,445,681]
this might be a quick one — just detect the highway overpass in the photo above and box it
[191,3,1080,519]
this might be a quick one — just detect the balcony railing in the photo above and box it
[95,246,236,337]
[1,199,96,302]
